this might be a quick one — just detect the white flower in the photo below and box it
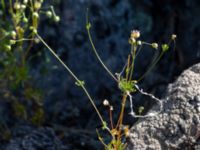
[103,99,109,106]
[171,34,177,40]
[131,30,140,39]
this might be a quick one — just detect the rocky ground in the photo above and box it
[0,0,200,149]
[127,63,200,150]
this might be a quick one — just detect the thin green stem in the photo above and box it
[116,93,127,145]
[109,107,114,129]
[129,44,137,81]
[36,34,105,125]
[87,29,117,82]
[135,44,143,58]
[125,55,131,81]
[116,93,127,129]
[86,11,117,82]
[138,51,164,82]
[96,129,109,149]
[1,0,5,11]
[9,0,13,15]
[142,41,152,46]
[50,6,57,17]
[15,38,35,42]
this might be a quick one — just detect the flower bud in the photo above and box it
[10,31,17,39]
[137,40,142,45]
[30,26,37,34]
[21,4,26,10]
[162,44,169,52]
[54,16,60,22]
[23,17,28,23]
[171,34,177,40]
[33,12,39,18]
[151,43,158,49]
[131,30,140,39]
[5,45,11,51]
[34,2,41,10]
[110,106,113,111]
[129,37,136,44]
[46,11,52,18]
[103,99,109,106]
[23,0,28,4]
[34,38,40,44]
[33,29,38,34]
[14,2,21,10]
[10,40,16,45]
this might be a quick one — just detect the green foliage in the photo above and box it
[13,101,27,119]
[107,140,126,150]
[86,22,92,30]
[162,44,169,52]
[24,87,43,103]
[0,0,57,128]
[0,2,176,149]
[118,79,137,93]
[102,121,108,130]
[138,106,145,115]
[75,80,85,87]
[31,108,44,125]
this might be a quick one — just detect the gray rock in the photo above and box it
[5,127,68,150]
[127,63,200,150]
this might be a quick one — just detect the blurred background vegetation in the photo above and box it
[0,0,200,149]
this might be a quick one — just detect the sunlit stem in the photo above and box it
[96,129,109,149]
[138,37,175,82]
[115,93,128,149]
[109,107,114,129]
[116,93,127,131]
[86,10,118,82]
[50,6,57,17]
[142,41,152,46]
[135,44,143,58]
[129,44,137,81]
[15,38,35,42]
[1,0,5,11]
[9,0,13,14]
[125,55,131,81]
[138,51,164,82]
[36,34,105,126]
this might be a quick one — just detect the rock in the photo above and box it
[5,127,68,150]
[127,63,200,150]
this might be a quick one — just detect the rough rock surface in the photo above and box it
[5,127,68,150]
[127,63,200,150]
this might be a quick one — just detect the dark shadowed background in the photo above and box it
[1,0,200,149]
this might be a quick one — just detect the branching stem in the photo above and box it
[36,34,105,126]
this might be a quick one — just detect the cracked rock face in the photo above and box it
[127,63,200,150]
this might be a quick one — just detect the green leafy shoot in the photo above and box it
[75,80,85,87]
[118,79,137,93]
